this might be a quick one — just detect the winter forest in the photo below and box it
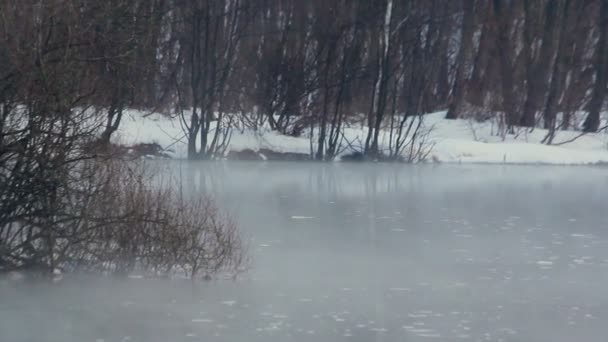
[3,0,608,162]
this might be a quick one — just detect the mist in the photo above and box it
[2,162,607,341]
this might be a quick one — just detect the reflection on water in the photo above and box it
[2,162,608,342]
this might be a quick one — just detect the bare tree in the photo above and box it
[364,0,394,158]
[174,0,251,159]
[446,0,477,120]
[520,0,563,128]
[542,0,572,143]
[583,0,608,132]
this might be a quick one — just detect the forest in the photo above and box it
[2,0,607,162]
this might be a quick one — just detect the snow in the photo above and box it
[423,112,608,164]
[115,110,608,165]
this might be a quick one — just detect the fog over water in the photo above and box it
[2,162,608,342]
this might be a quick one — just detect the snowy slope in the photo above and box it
[115,110,608,165]
[423,112,608,164]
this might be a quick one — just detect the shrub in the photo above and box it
[0,159,247,279]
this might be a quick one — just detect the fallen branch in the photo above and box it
[552,124,608,146]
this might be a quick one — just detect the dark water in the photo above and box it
[2,162,608,342]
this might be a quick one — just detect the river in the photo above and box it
[2,162,608,342]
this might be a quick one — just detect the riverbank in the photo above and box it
[115,110,608,165]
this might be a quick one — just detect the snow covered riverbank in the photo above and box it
[114,110,608,165]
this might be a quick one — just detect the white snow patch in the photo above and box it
[116,110,608,164]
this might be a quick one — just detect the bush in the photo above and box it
[0,159,247,279]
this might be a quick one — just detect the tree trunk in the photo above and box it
[446,0,475,119]
[543,0,570,134]
[99,104,123,144]
[365,0,393,157]
[316,42,336,161]
[521,0,561,128]
[583,0,608,132]
[493,0,518,128]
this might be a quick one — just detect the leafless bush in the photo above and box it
[387,114,435,163]
[1,159,247,280]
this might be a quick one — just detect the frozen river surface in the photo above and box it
[2,162,608,342]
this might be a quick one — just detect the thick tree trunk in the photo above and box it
[99,105,123,144]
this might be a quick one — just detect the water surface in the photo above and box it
[2,162,608,342]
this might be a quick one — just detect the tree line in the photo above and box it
[2,0,607,161]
